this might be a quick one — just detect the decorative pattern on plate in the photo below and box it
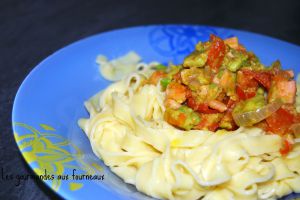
[149,25,234,62]
[13,122,103,191]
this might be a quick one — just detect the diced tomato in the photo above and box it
[166,82,187,103]
[242,69,272,90]
[207,34,226,71]
[238,70,258,88]
[186,88,193,98]
[253,72,272,90]
[236,85,245,100]
[208,122,220,132]
[197,103,220,114]
[236,70,259,100]
[186,97,219,114]
[266,108,295,135]
[280,139,293,155]
[148,71,167,85]
[194,114,222,131]
[236,85,256,100]
[186,96,197,108]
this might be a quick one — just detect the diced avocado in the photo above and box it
[219,120,233,130]
[160,77,171,89]
[241,63,265,71]
[219,111,235,130]
[197,72,211,85]
[205,113,223,125]
[216,69,225,79]
[233,92,266,115]
[183,51,208,68]
[224,49,248,72]
[207,83,222,101]
[167,65,182,79]
[154,64,167,71]
[166,106,201,130]
[181,68,211,88]
[195,41,210,52]
[227,54,248,72]
[241,52,266,71]
[227,57,246,72]
[195,42,205,52]
[256,87,264,95]
[178,106,201,130]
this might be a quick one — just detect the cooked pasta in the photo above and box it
[79,71,300,200]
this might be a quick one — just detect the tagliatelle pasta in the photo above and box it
[79,71,300,200]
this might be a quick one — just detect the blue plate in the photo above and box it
[12,25,300,200]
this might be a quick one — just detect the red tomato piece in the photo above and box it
[242,69,272,90]
[208,122,220,132]
[186,97,220,114]
[236,70,258,100]
[197,103,220,114]
[207,34,226,71]
[253,72,272,90]
[266,108,295,135]
[280,139,293,155]
[238,70,259,88]
[236,85,256,100]
[186,96,197,109]
[194,115,220,131]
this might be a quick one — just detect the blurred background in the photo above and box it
[1,0,300,199]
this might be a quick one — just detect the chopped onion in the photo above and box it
[233,99,283,127]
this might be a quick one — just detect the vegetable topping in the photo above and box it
[147,34,300,155]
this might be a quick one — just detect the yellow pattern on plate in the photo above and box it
[13,122,103,191]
